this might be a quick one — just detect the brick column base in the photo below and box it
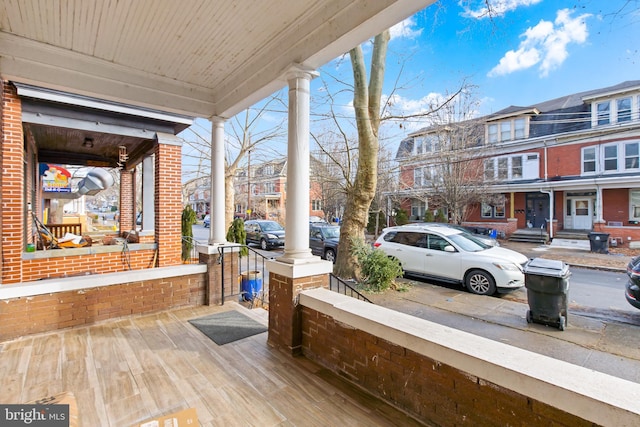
[268,270,328,355]
[200,245,240,305]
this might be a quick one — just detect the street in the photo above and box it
[192,224,639,324]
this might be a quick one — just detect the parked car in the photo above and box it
[203,215,210,228]
[625,255,640,309]
[310,224,340,262]
[244,219,285,250]
[373,224,528,295]
[416,222,500,247]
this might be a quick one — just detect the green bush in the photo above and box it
[226,218,248,257]
[181,205,197,262]
[423,209,434,222]
[394,209,409,225]
[350,238,403,293]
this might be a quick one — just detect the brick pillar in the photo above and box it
[268,269,329,355]
[155,141,182,266]
[1,82,25,284]
[199,247,240,305]
[119,169,134,235]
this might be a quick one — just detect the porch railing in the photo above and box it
[329,273,372,303]
[218,245,275,307]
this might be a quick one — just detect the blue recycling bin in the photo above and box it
[240,271,263,301]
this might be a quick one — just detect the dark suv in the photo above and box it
[244,219,285,250]
[309,224,340,263]
[625,255,640,309]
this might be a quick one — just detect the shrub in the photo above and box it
[226,218,248,257]
[394,209,409,225]
[181,205,198,262]
[350,238,402,293]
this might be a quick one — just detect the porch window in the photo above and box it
[494,201,505,218]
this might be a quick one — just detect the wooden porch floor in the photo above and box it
[0,303,425,427]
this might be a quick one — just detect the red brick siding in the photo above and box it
[120,169,134,234]
[1,82,25,283]
[0,273,206,341]
[301,308,592,426]
[155,143,182,266]
[21,250,158,281]
[602,188,629,224]
[545,144,586,177]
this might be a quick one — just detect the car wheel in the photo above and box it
[325,249,336,263]
[260,239,268,251]
[465,269,496,295]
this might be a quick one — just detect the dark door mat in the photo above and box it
[189,310,267,345]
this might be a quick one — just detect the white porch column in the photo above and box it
[280,66,318,263]
[209,117,227,244]
[141,156,155,230]
[595,186,604,223]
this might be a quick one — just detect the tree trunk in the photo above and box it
[224,168,236,232]
[334,30,389,280]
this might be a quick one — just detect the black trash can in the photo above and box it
[588,232,610,254]
[523,258,571,331]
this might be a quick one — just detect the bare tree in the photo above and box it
[403,89,498,224]
[181,94,287,230]
[330,30,390,279]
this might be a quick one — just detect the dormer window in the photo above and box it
[597,101,610,125]
[591,94,639,127]
[486,117,528,144]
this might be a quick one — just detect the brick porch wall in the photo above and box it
[21,249,158,282]
[301,306,593,426]
[0,273,206,341]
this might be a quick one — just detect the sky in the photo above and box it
[375,0,640,130]
[180,0,640,177]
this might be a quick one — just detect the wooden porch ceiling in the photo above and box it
[0,0,435,119]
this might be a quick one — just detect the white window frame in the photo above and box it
[603,144,618,172]
[581,146,597,174]
[485,154,534,181]
[630,189,640,221]
[625,142,640,170]
[597,101,610,126]
[617,97,632,123]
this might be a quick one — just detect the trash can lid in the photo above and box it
[523,257,570,277]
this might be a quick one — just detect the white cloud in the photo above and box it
[461,0,543,19]
[389,16,423,40]
[488,9,591,77]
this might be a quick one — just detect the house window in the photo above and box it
[481,203,493,218]
[488,124,498,143]
[494,202,505,218]
[484,159,494,180]
[263,164,274,175]
[597,101,610,125]
[514,118,525,139]
[500,122,511,141]
[604,144,618,171]
[617,97,632,122]
[415,136,424,155]
[411,200,425,220]
[582,146,596,173]
[413,167,427,187]
[312,199,322,210]
[425,135,437,152]
[512,156,523,179]
[625,142,640,170]
[631,190,640,220]
[497,158,508,180]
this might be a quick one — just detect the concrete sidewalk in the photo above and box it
[366,241,640,384]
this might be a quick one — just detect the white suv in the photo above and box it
[373,224,528,295]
